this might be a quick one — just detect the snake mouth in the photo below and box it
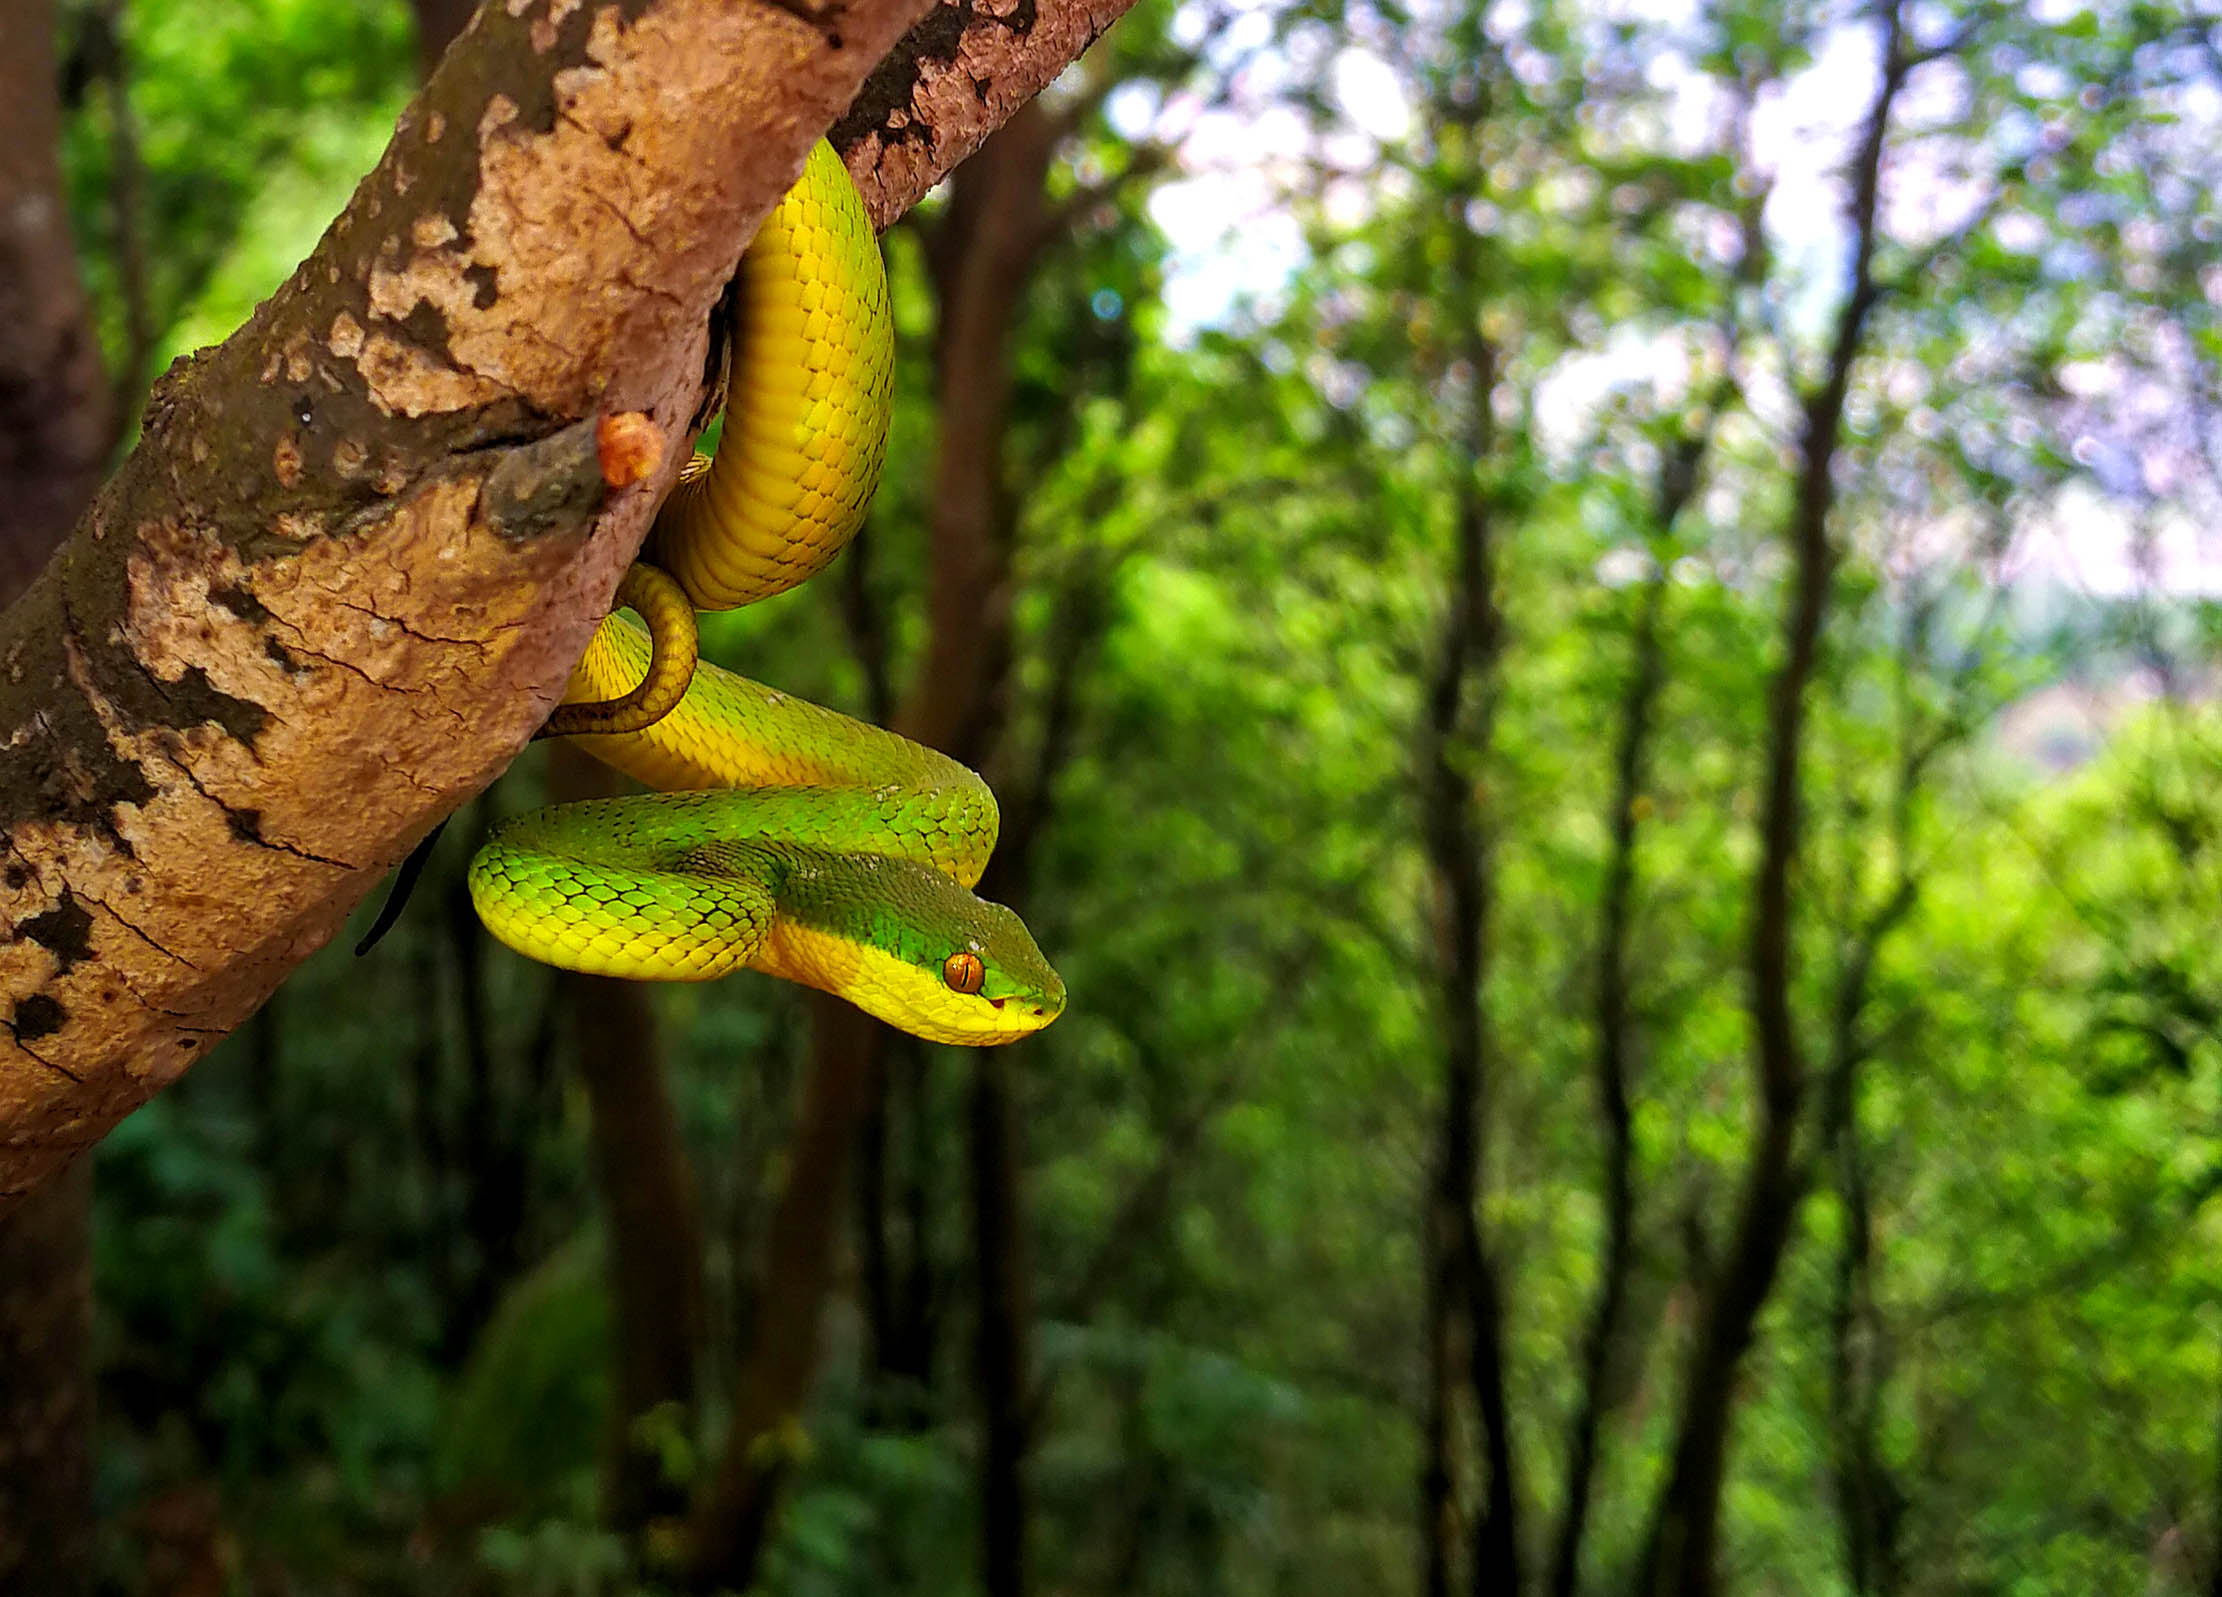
[987,995,1060,1023]
[947,989,1061,1043]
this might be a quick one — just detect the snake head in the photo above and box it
[920,897,1067,1045]
[761,854,1065,1046]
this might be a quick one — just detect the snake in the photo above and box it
[463,141,1064,1047]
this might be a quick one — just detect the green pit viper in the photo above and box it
[463,141,1064,1046]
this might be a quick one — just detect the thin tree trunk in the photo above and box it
[837,526,927,1413]
[1636,14,1913,1591]
[915,103,1066,1597]
[1547,571,1662,1597]
[443,831,528,1355]
[1423,1206,1460,1597]
[552,744,707,1536]
[2210,1316,2222,1597]
[0,2,111,1583]
[684,29,1129,1581]
[1825,1092,1882,1597]
[687,996,880,1589]
[0,1158,93,1596]
[1414,87,1521,1582]
[1819,876,1918,1597]
[896,1044,940,1387]
[972,1045,1030,1597]
[1418,342,1519,1596]
[858,1041,899,1386]
[0,0,110,596]
[87,0,149,433]
[1548,396,1737,1597]
[1821,601,1952,1597]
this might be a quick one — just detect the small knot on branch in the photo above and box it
[597,411,665,489]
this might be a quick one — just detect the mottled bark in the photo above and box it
[834,0,1134,234]
[0,0,1134,1204]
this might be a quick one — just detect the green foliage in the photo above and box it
[59,0,415,396]
[436,1233,610,1513]
[63,0,2222,1593]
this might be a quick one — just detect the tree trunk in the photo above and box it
[1548,391,1736,1597]
[442,830,532,1355]
[1636,14,1912,1591]
[0,1158,93,1596]
[1546,572,1659,1597]
[690,88,1076,1587]
[0,2,113,1583]
[972,1045,1030,1597]
[686,995,880,1589]
[916,101,1061,1597]
[551,744,707,1536]
[1417,107,1520,1586]
[0,0,111,600]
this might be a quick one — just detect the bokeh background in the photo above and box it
[8,0,2222,1591]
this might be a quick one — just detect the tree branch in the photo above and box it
[0,0,1139,1203]
[833,0,1139,231]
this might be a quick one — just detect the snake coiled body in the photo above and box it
[466,143,1064,1047]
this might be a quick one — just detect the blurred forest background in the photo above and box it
[4,0,2221,1591]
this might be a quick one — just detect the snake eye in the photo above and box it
[942,951,985,995]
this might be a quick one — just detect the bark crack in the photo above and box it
[4,1034,79,1083]
[76,888,200,973]
[83,955,201,1025]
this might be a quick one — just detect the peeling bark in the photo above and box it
[0,0,1136,1203]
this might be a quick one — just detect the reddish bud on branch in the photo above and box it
[597,411,665,489]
